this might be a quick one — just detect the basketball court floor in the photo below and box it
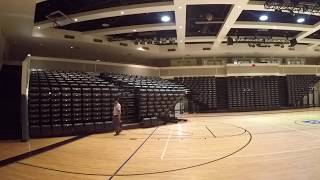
[1,108,320,180]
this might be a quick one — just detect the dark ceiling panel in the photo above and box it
[186,4,232,37]
[108,30,177,45]
[227,28,302,38]
[35,0,172,22]
[306,30,320,39]
[109,30,176,40]
[238,10,320,25]
[58,11,175,32]
[186,24,223,37]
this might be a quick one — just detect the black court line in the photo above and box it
[114,126,252,176]
[205,126,216,138]
[16,122,252,177]
[0,135,86,168]
[108,127,158,180]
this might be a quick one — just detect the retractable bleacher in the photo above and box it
[28,70,114,137]
[28,70,186,137]
[100,73,186,125]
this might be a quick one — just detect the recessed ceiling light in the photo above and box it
[96,59,101,62]
[27,54,31,57]
[70,46,74,49]
[161,15,171,22]
[297,17,305,23]
[133,29,137,32]
[120,11,124,15]
[137,47,146,51]
[102,23,110,27]
[74,18,78,22]
[259,15,268,21]
[37,26,41,29]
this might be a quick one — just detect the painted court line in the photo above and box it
[160,125,173,160]
[205,125,216,138]
[109,127,158,179]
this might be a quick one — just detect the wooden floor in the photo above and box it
[1,108,320,180]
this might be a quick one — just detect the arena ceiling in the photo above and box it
[32,0,320,60]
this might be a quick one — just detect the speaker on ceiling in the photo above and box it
[227,37,233,45]
[289,38,297,47]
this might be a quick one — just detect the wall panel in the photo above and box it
[29,56,159,76]
[282,66,318,75]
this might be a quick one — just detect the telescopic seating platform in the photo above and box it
[29,70,185,137]
[174,75,320,112]
[173,76,217,112]
[28,70,116,138]
[287,75,320,106]
[100,73,186,124]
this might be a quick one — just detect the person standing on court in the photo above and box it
[112,98,122,135]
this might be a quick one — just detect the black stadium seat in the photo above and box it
[28,70,186,137]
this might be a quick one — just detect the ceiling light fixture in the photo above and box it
[74,18,78,22]
[96,59,101,62]
[37,26,41,29]
[102,23,110,27]
[259,15,269,21]
[27,54,31,57]
[133,29,137,32]
[297,17,305,23]
[120,11,124,15]
[161,15,171,22]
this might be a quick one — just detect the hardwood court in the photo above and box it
[1,108,320,180]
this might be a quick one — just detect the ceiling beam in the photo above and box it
[173,0,186,49]
[185,36,217,43]
[34,1,174,30]
[213,1,249,48]
[301,38,320,44]
[82,23,176,36]
[296,22,320,41]
[299,38,320,49]
[36,0,47,3]
[308,44,320,49]
[186,0,238,5]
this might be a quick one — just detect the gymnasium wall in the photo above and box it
[25,56,320,78]
[160,64,320,78]
[29,56,159,76]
